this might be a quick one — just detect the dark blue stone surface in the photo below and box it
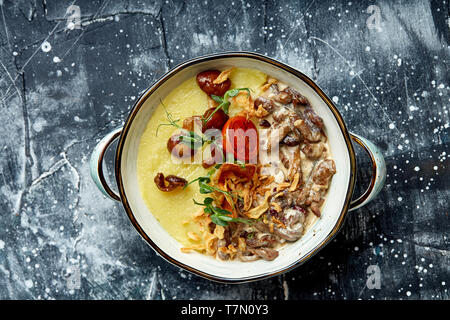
[0,0,448,299]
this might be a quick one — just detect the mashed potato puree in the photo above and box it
[137,68,268,246]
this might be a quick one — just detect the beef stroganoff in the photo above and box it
[137,67,336,262]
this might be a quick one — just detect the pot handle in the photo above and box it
[349,133,386,211]
[90,127,122,201]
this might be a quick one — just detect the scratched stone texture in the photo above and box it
[0,0,448,300]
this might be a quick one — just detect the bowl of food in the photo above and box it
[90,52,386,283]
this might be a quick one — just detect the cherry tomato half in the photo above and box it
[202,107,229,132]
[222,116,259,163]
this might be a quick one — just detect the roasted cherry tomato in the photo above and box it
[202,107,229,132]
[222,116,258,163]
[196,70,231,96]
[167,133,196,158]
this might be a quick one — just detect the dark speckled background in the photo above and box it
[0,0,448,300]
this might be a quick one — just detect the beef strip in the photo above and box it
[254,205,306,242]
[237,251,260,262]
[297,159,336,216]
[249,248,279,261]
[266,106,302,151]
[216,228,232,260]
[272,206,306,241]
[302,142,325,159]
[281,133,301,146]
[280,145,302,183]
[283,87,309,106]
[293,118,322,142]
[246,233,278,248]
[304,106,324,129]
[254,96,277,113]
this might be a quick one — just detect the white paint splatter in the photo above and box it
[25,279,34,289]
[32,117,47,132]
[41,41,52,52]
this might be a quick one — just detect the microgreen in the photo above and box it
[202,88,251,126]
[177,131,205,150]
[186,165,239,224]
[184,175,210,190]
[184,169,232,198]
[191,174,234,199]
[235,159,246,169]
[155,100,205,149]
[156,102,181,137]
[192,197,253,227]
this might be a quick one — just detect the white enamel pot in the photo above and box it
[90,52,386,283]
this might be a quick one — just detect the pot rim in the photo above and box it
[114,51,357,284]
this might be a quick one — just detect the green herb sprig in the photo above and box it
[203,88,251,125]
[156,101,207,151]
[184,168,234,199]
[193,197,252,227]
[235,159,246,169]
[155,102,182,137]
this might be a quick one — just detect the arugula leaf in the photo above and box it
[189,162,254,227]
